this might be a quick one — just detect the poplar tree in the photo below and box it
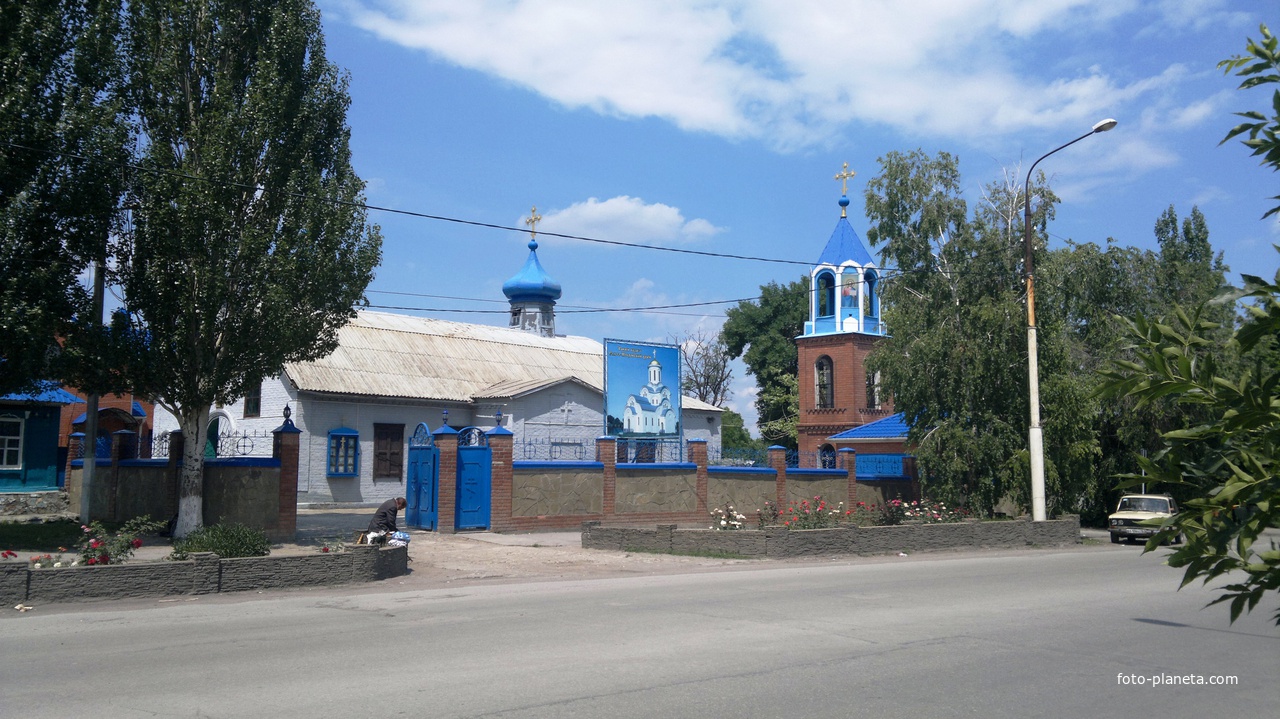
[0,0,127,395]
[113,0,381,537]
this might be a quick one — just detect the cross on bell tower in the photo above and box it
[834,163,856,218]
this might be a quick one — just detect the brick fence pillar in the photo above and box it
[769,445,788,507]
[272,413,301,540]
[839,448,857,506]
[434,426,459,534]
[487,426,514,532]
[596,436,617,519]
[687,439,708,515]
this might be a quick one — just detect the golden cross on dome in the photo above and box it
[834,162,856,218]
[525,206,542,239]
[834,162,856,194]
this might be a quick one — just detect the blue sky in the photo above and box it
[316,0,1279,434]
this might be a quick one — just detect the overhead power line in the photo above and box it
[4,141,1034,282]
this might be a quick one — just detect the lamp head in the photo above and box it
[1092,118,1118,133]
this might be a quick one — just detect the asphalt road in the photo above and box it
[3,546,1276,718]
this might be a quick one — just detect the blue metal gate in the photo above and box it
[455,427,491,530]
[406,423,439,530]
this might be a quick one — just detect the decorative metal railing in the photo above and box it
[614,438,683,464]
[516,438,595,462]
[707,446,770,467]
[151,431,170,458]
[211,430,274,457]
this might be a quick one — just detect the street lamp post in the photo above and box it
[1024,118,1117,521]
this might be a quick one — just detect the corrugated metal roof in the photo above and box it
[284,311,726,413]
[474,376,601,400]
[285,311,603,402]
[682,396,723,413]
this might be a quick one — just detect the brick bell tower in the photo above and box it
[795,163,892,466]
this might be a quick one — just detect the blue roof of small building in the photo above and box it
[816,211,875,268]
[1,386,84,405]
[502,240,562,303]
[72,400,147,424]
[828,413,907,440]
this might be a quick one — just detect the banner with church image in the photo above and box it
[603,339,682,457]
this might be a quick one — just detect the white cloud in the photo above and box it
[533,196,725,246]
[343,0,1197,148]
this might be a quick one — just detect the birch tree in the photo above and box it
[113,0,381,537]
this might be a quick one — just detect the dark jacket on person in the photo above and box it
[368,499,401,533]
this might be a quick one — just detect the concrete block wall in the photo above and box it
[63,425,300,540]
[581,517,1081,557]
[1,545,408,605]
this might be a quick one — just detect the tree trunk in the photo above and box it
[174,405,210,538]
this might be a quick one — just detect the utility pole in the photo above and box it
[79,257,104,523]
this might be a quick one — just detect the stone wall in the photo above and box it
[1,544,408,605]
[784,470,849,507]
[512,465,603,517]
[707,469,776,517]
[582,517,1081,557]
[615,466,698,514]
[0,491,71,517]
[485,438,921,533]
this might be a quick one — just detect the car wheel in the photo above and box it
[1110,533,1120,544]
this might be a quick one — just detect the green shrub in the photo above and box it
[169,523,270,560]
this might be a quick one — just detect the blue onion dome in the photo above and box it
[839,194,850,210]
[502,239,562,303]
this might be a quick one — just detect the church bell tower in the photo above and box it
[795,164,892,466]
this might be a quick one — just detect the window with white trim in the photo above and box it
[0,415,23,470]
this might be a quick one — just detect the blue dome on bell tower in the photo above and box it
[504,207,562,337]
[803,164,884,338]
[502,238,562,304]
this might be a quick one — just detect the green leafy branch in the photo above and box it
[1219,23,1280,218]
[1098,266,1280,623]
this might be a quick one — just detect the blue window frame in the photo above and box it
[327,427,359,477]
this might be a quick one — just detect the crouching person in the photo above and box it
[366,497,410,546]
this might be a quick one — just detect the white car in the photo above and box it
[1108,494,1180,544]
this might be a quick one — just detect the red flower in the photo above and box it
[87,557,97,565]
[322,546,330,553]
[99,554,109,565]
[131,538,143,548]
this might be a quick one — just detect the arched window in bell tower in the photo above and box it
[815,355,834,409]
[863,269,879,318]
[816,272,836,317]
